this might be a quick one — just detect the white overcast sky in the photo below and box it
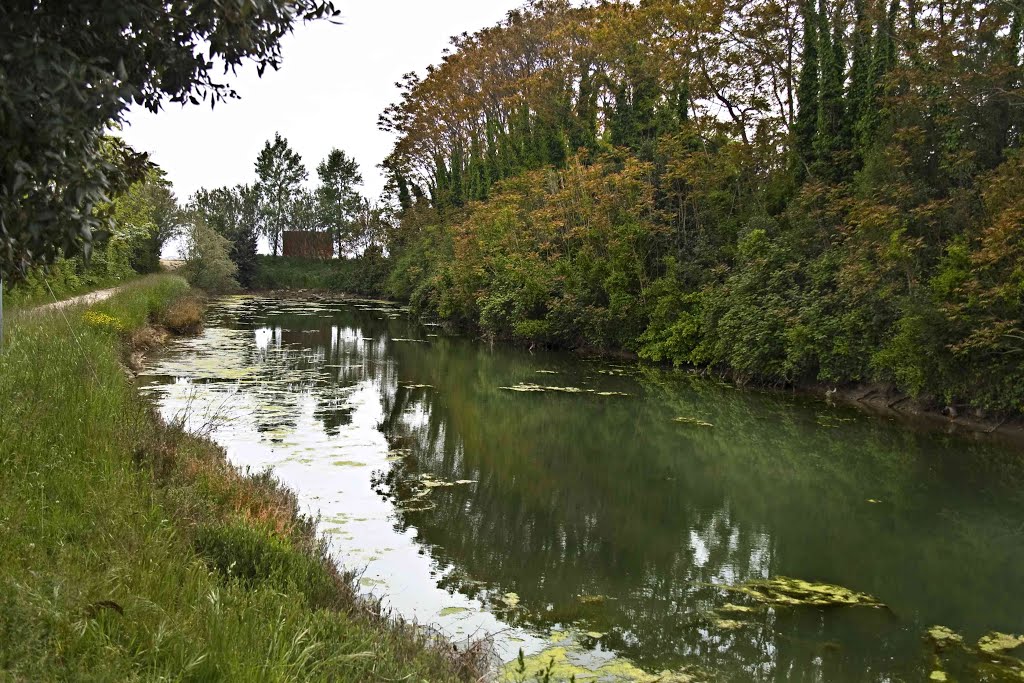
[122,1,530,203]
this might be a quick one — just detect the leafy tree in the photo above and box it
[846,0,873,167]
[189,185,260,288]
[793,0,820,180]
[182,217,239,294]
[813,0,847,179]
[111,168,181,274]
[0,0,339,281]
[315,149,363,254]
[855,0,899,153]
[255,133,308,256]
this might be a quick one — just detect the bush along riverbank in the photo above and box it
[241,255,1024,439]
[0,275,485,681]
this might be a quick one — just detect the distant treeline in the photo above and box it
[371,0,1024,414]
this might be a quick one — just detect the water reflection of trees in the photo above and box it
[199,298,1024,681]
[369,338,1024,680]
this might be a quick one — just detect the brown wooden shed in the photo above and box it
[282,231,334,259]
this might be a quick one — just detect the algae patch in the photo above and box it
[925,625,1024,680]
[926,625,963,649]
[500,383,630,397]
[502,640,699,682]
[720,576,884,608]
[978,632,1024,656]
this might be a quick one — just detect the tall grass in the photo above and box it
[0,275,482,681]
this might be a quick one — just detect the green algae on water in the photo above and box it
[977,632,1024,655]
[927,625,963,649]
[501,383,629,397]
[721,576,884,608]
[501,641,699,682]
[718,603,756,614]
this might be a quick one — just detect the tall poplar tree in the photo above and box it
[847,0,874,167]
[793,0,821,180]
[814,0,848,178]
[856,0,900,153]
[316,149,363,255]
[255,133,308,256]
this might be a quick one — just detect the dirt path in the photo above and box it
[36,285,124,312]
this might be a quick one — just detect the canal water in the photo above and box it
[139,295,1024,681]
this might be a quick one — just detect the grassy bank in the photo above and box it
[252,255,389,295]
[0,275,480,681]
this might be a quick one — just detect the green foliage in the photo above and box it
[112,167,181,274]
[390,156,659,350]
[253,255,390,295]
[193,520,338,608]
[377,0,1024,415]
[182,217,240,294]
[316,149,364,253]
[793,0,820,179]
[255,132,309,255]
[190,184,260,288]
[0,0,339,280]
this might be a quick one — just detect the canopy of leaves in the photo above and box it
[255,133,309,256]
[381,0,1024,414]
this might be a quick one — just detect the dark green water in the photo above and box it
[140,295,1024,682]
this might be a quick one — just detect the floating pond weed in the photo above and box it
[501,634,701,682]
[926,625,964,649]
[500,383,630,397]
[719,576,885,608]
[977,632,1024,656]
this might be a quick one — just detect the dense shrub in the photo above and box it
[182,217,240,294]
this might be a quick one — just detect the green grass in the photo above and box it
[252,255,390,296]
[0,275,481,681]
